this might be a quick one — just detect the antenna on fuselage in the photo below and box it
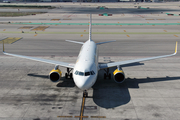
[89,14,92,41]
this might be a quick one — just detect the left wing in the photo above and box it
[99,42,178,69]
[3,52,74,68]
[2,41,74,68]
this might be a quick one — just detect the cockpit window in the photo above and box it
[85,72,91,76]
[79,72,84,76]
[75,70,95,76]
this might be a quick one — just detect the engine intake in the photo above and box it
[113,68,125,83]
[49,68,62,82]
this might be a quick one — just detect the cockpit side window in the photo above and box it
[90,71,95,75]
[75,71,79,75]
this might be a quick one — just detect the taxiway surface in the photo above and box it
[0,3,180,120]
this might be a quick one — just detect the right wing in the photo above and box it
[99,42,178,69]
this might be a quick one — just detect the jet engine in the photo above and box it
[49,66,62,82]
[113,67,125,83]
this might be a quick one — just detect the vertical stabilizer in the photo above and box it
[89,14,92,41]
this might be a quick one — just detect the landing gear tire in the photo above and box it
[65,73,68,79]
[65,68,73,79]
[108,73,111,79]
[83,90,88,97]
[104,73,106,79]
[70,73,73,79]
[103,68,111,79]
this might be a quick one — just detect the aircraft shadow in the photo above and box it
[92,68,180,108]
[27,73,49,79]
[27,73,75,87]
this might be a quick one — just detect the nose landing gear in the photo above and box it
[83,90,88,97]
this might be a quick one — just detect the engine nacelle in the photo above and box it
[49,68,62,82]
[113,68,125,83]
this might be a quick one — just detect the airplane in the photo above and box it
[2,14,178,97]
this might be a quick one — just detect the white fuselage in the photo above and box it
[73,40,98,90]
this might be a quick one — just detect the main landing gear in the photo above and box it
[104,68,111,79]
[65,68,73,79]
[83,90,88,97]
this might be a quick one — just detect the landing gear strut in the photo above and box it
[65,68,73,79]
[83,90,88,97]
[104,68,111,79]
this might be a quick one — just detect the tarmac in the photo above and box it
[0,2,180,120]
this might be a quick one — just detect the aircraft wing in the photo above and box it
[99,42,178,69]
[3,52,74,68]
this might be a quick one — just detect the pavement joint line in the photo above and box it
[1,31,180,34]
[11,23,180,25]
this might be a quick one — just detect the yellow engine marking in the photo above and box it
[174,35,178,37]
[0,37,22,44]
[31,26,49,31]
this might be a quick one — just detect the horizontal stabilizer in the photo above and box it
[96,40,116,45]
[66,40,84,44]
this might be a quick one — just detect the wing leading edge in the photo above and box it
[99,42,178,69]
[2,41,74,68]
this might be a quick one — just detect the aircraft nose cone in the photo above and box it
[74,76,90,90]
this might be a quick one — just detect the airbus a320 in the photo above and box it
[2,14,178,97]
